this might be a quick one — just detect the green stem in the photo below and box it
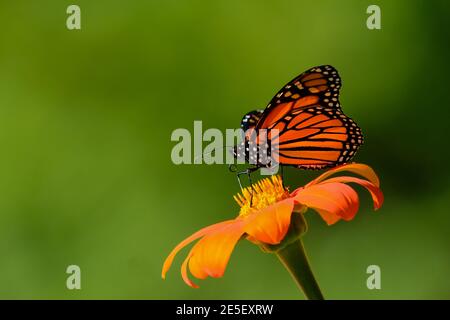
[276,239,324,300]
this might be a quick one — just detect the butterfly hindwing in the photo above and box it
[273,103,363,169]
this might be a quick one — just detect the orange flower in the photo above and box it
[162,163,383,288]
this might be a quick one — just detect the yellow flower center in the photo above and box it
[234,175,290,217]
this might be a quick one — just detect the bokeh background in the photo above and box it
[0,0,449,299]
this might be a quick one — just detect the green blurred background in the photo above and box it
[0,0,449,299]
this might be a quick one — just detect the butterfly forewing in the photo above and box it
[237,65,362,170]
[257,65,343,128]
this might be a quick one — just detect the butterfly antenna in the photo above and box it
[193,146,235,164]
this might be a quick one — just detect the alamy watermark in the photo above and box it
[66,265,81,290]
[170,121,279,175]
[366,265,381,290]
[66,5,81,30]
[366,5,381,30]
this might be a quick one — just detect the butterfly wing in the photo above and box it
[257,65,342,129]
[253,65,362,169]
[271,104,363,169]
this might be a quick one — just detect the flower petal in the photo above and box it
[315,208,342,225]
[181,252,198,288]
[323,176,384,210]
[243,199,294,244]
[294,182,359,225]
[184,220,246,287]
[306,163,380,188]
[161,220,236,280]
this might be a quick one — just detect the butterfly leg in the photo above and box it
[236,171,245,190]
[229,164,257,188]
[235,168,254,190]
[238,166,259,206]
[229,164,260,205]
[228,164,243,189]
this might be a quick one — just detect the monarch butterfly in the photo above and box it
[232,65,363,176]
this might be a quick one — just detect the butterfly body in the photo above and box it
[234,65,363,170]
